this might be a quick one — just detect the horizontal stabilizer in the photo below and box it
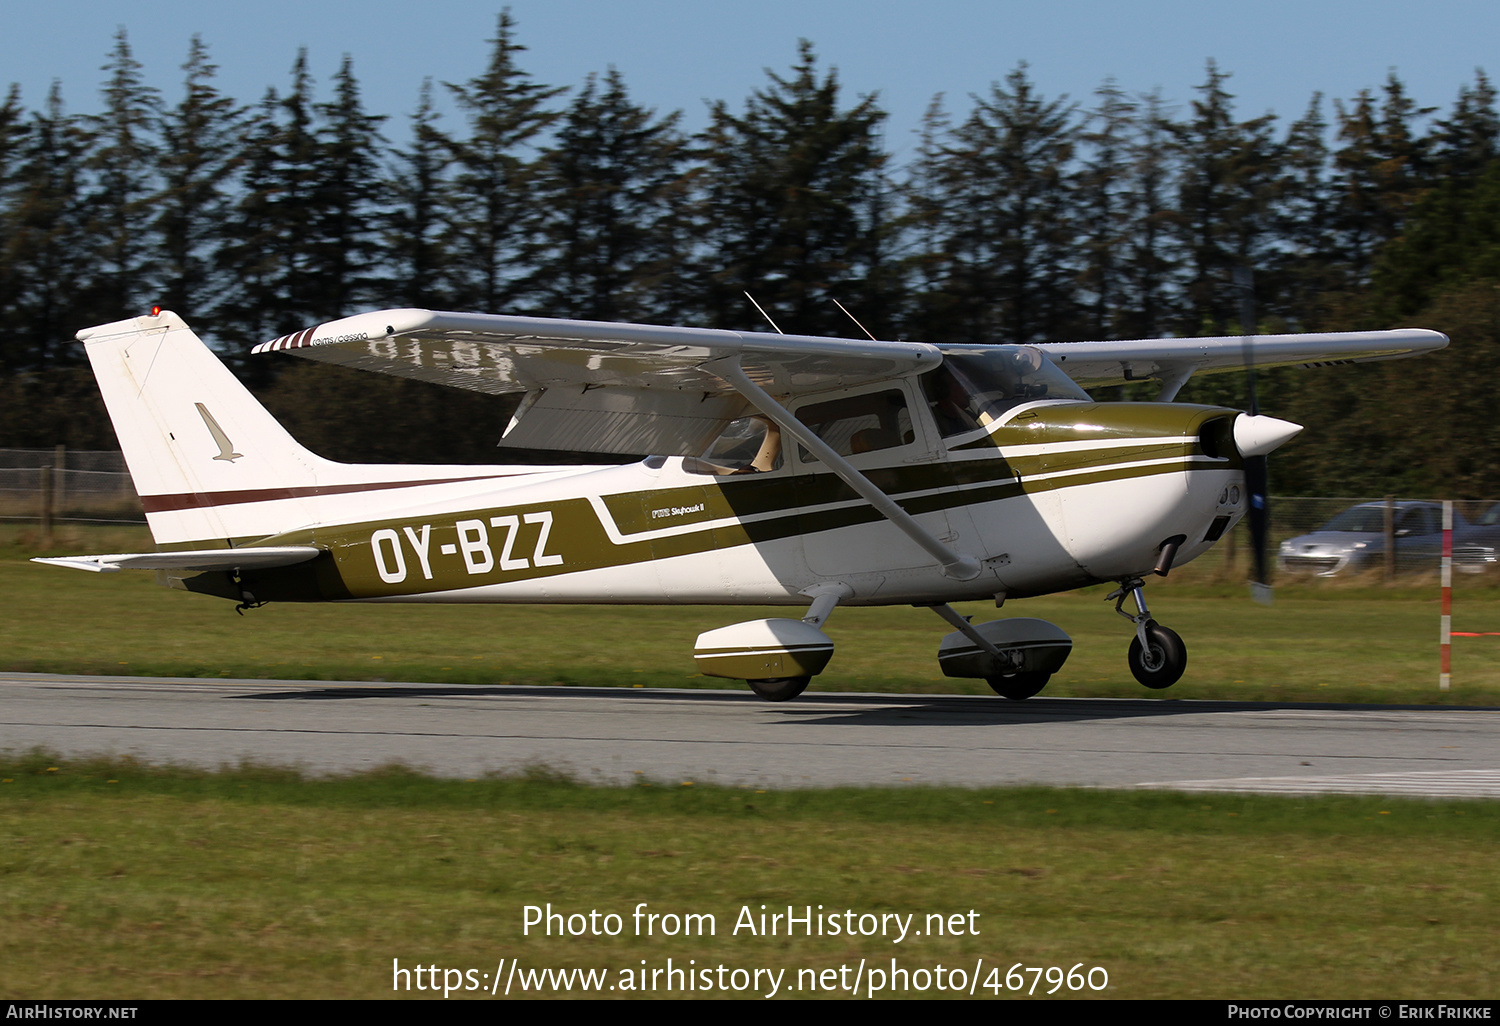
[32,546,322,574]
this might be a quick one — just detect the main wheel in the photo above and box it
[747,676,810,702]
[1127,624,1187,689]
[985,672,1050,700]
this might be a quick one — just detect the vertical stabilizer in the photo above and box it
[78,311,330,546]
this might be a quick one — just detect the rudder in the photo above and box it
[79,310,329,546]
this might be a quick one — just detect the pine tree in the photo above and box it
[214,87,289,356]
[274,50,323,325]
[1172,61,1279,334]
[1371,158,1500,320]
[1271,93,1338,323]
[1074,79,1135,339]
[153,35,242,320]
[386,78,450,308]
[900,95,960,339]
[6,84,93,371]
[85,28,160,320]
[905,63,1077,344]
[309,55,386,317]
[1331,88,1383,284]
[434,10,564,312]
[1114,89,1179,339]
[1430,69,1499,184]
[214,51,333,357]
[694,41,889,337]
[1331,74,1434,287]
[0,84,30,369]
[527,68,690,321]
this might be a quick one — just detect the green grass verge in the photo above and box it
[1,753,1496,1000]
[6,525,1500,704]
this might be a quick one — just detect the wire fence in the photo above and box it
[0,448,144,526]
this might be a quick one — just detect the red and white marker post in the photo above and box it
[1440,500,1452,692]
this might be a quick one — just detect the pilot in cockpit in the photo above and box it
[926,365,984,437]
[685,415,782,475]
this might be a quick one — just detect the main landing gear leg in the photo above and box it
[1106,577,1187,690]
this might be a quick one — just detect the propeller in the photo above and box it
[1235,267,1283,606]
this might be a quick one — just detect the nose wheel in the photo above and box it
[1127,623,1186,688]
[1108,578,1187,690]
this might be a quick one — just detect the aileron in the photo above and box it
[1038,328,1448,390]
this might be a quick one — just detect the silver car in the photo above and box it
[1278,501,1492,577]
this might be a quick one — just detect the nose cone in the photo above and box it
[1234,413,1303,458]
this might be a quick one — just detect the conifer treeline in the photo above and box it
[4,14,1499,494]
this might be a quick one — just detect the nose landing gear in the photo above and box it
[1107,577,1187,690]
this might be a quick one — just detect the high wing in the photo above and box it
[255,309,941,455]
[1036,328,1448,396]
[254,310,1447,450]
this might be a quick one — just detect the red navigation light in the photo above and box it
[150,306,162,317]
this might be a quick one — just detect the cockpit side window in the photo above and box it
[923,363,985,438]
[682,415,783,476]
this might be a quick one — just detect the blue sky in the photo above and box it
[7,0,1497,158]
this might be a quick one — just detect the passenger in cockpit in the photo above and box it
[925,364,984,437]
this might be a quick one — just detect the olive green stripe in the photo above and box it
[604,442,1202,539]
[223,447,1228,603]
[216,404,1243,600]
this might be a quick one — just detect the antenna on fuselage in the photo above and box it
[832,298,879,342]
[743,292,784,334]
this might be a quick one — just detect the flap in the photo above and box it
[499,386,750,455]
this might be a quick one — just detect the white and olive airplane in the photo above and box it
[35,307,1446,701]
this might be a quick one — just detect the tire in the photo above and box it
[747,676,810,702]
[1128,624,1187,689]
[985,672,1050,700]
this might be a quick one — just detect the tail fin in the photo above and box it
[79,310,330,546]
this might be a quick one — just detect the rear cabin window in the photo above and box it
[795,389,913,462]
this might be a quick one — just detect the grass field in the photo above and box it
[1,754,1496,1000]
[4,526,1499,1001]
[4,524,1500,705]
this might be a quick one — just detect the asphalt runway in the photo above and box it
[2,671,1498,796]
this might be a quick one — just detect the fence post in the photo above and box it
[1441,500,1452,692]
[39,461,53,550]
[53,444,66,518]
[1383,495,1396,582]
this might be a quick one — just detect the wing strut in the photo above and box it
[709,357,982,582]
[1154,363,1200,401]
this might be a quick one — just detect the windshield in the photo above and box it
[922,347,1089,437]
